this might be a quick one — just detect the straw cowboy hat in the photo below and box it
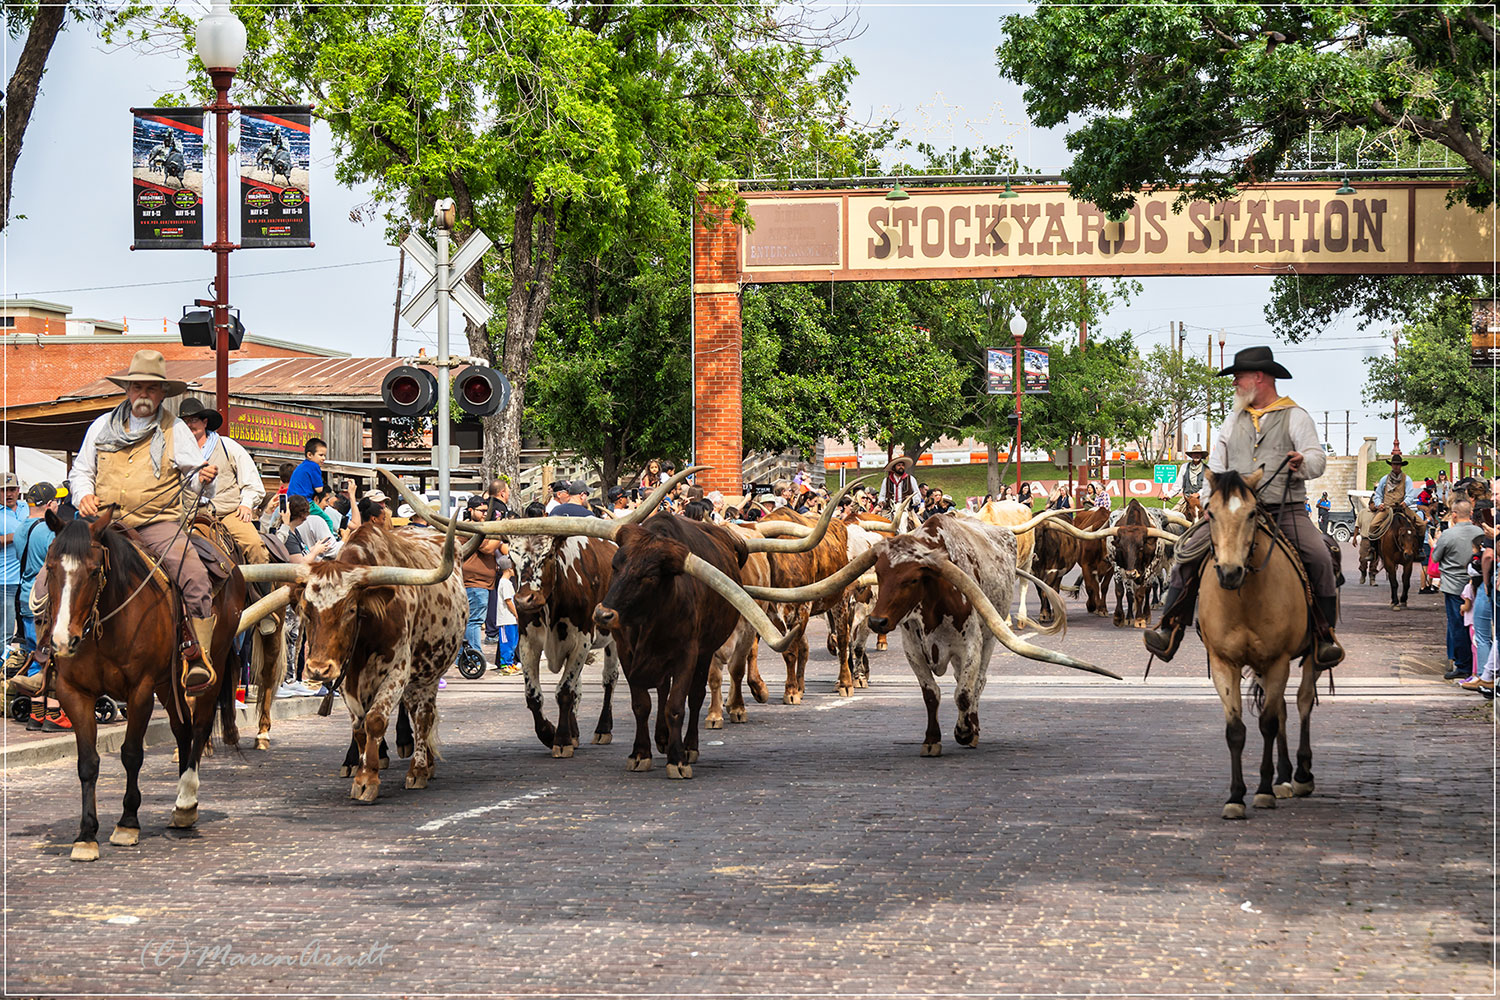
[1186,442,1208,458]
[1216,345,1293,380]
[177,397,223,432]
[107,349,188,396]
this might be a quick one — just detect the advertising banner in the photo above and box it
[1472,298,1499,368]
[131,108,205,249]
[986,348,1013,395]
[1023,347,1049,393]
[239,106,312,247]
[227,405,323,455]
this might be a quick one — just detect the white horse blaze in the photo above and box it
[51,556,81,647]
[1227,495,1243,514]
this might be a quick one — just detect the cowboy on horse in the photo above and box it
[1176,441,1209,520]
[1368,451,1424,538]
[50,350,223,692]
[1145,346,1345,669]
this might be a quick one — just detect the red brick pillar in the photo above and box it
[692,195,743,496]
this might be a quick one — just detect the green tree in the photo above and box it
[1139,344,1234,458]
[1025,335,1157,484]
[996,4,1497,214]
[1364,312,1495,447]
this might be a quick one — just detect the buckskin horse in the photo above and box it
[1377,506,1423,609]
[1197,470,1323,820]
[40,508,276,861]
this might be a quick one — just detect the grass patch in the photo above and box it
[1364,454,1490,489]
[839,462,1183,511]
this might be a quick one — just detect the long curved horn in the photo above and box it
[856,518,893,532]
[1013,568,1066,638]
[891,497,914,533]
[743,547,880,603]
[236,585,291,635]
[932,558,1121,679]
[354,513,460,587]
[239,562,309,586]
[380,468,617,542]
[1043,520,1121,541]
[1158,509,1194,528]
[1146,528,1181,544]
[856,572,879,589]
[1006,508,1067,534]
[620,465,709,524]
[741,475,869,554]
[681,553,805,653]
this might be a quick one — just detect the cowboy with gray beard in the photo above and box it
[1145,346,1344,669]
[62,350,222,691]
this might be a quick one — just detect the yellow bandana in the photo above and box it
[1245,395,1297,433]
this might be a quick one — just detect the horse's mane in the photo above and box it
[52,518,156,607]
[1211,469,1258,503]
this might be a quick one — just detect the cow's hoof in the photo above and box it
[836,684,853,697]
[338,765,354,778]
[783,691,801,705]
[71,841,99,862]
[571,735,580,748]
[626,756,653,772]
[705,716,723,730]
[378,755,390,771]
[666,763,693,780]
[351,779,379,803]
[954,731,978,748]
[255,735,270,751]
[109,825,140,847]
[825,636,837,655]
[536,724,557,748]
[1253,793,1277,809]
[397,742,414,759]
[749,680,769,703]
[169,806,198,829]
[171,747,179,763]
[1273,782,1293,799]
[404,773,428,789]
[1222,803,1246,820]
[592,733,612,745]
[1390,603,1400,610]
[1292,779,1315,797]
[685,749,699,764]
[551,744,574,759]
[728,708,748,724]
[920,742,942,757]
[854,676,868,689]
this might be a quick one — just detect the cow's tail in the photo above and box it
[1015,569,1068,637]
[214,640,242,752]
[428,702,444,762]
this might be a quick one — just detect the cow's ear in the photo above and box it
[660,540,688,577]
[360,588,396,621]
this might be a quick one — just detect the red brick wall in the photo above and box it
[693,197,743,495]
[2,339,328,407]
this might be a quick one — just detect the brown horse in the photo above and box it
[1198,470,1322,820]
[1377,508,1423,609]
[42,509,252,862]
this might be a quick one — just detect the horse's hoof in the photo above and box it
[1273,782,1293,799]
[169,806,198,829]
[404,773,428,789]
[920,742,942,757]
[1222,803,1246,820]
[836,684,853,698]
[705,716,723,730]
[626,756,653,772]
[728,708,748,724]
[666,762,693,780]
[254,735,270,751]
[749,681,769,703]
[1253,793,1277,809]
[686,749,699,764]
[592,733,612,745]
[1292,779,1315,797]
[71,841,99,863]
[350,779,379,803]
[171,748,179,763]
[338,765,354,778]
[378,756,390,771]
[551,744,574,759]
[109,826,140,847]
[397,742,414,759]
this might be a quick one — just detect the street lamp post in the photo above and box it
[1009,312,1027,492]
[1391,331,1401,451]
[1217,331,1226,421]
[195,1,246,425]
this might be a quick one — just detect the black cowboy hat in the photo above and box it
[1216,345,1293,380]
[1386,452,1408,466]
[177,397,223,432]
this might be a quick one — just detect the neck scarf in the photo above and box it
[198,430,220,465]
[94,400,169,477]
[1245,395,1297,432]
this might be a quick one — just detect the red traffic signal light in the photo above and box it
[381,365,438,417]
[453,365,510,418]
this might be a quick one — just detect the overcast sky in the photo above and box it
[3,3,1435,453]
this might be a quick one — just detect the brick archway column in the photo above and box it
[691,195,743,496]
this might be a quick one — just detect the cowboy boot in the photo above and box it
[7,668,44,696]
[1311,596,1345,670]
[1144,585,1197,662]
[182,615,218,691]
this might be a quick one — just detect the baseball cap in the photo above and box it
[25,482,57,504]
[465,494,489,509]
[0,473,18,490]
[606,486,626,503]
[364,489,389,504]
[397,503,415,518]
[551,480,569,493]
[568,479,589,495]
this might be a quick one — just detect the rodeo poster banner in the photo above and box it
[1023,347,1049,393]
[130,108,205,249]
[985,348,1013,395]
[239,106,312,248]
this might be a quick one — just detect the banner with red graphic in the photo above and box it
[131,109,204,249]
[239,106,312,247]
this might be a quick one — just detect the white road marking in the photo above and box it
[815,697,865,711]
[416,787,558,831]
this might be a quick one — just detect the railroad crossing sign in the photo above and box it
[401,229,495,328]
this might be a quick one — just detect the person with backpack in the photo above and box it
[8,483,68,729]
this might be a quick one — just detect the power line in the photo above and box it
[12,257,399,296]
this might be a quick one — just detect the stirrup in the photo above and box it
[1313,636,1345,670]
[1143,620,1184,662]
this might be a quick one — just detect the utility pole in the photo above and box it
[1345,409,1350,456]
[1323,410,1330,448]
[1205,329,1213,450]
[1078,276,1088,350]
[390,240,406,357]
[1174,320,1185,456]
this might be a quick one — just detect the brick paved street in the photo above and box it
[4,578,1492,996]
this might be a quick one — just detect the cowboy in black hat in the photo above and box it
[178,398,269,565]
[1146,346,1345,669]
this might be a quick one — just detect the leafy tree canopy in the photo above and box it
[1363,308,1494,446]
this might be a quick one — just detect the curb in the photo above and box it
[0,692,331,771]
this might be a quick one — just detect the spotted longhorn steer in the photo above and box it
[245,520,463,802]
[509,534,622,756]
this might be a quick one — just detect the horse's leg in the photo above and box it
[592,639,617,745]
[1400,559,1413,608]
[172,680,218,830]
[57,679,102,861]
[1253,664,1291,809]
[1292,657,1318,796]
[1384,546,1400,609]
[1207,652,1248,819]
[111,682,157,848]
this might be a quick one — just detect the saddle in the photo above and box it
[1366,502,1416,542]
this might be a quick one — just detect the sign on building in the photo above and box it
[227,405,324,455]
[130,108,204,249]
[239,106,313,248]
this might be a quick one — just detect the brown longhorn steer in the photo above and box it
[706,525,772,728]
[762,508,854,701]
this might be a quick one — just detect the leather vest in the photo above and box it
[1181,462,1205,495]
[1224,408,1305,504]
[95,419,183,529]
[208,437,251,517]
[1379,473,1409,508]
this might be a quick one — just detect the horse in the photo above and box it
[1377,507,1423,609]
[41,508,250,862]
[1179,492,1204,522]
[1197,469,1323,820]
[256,142,294,187]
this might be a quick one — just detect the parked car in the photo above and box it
[1324,490,1374,543]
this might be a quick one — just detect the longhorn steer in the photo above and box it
[1108,500,1167,628]
[761,509,854,701]
[509,534,621,756]
[1041,508,1114,616]
[706,525,773,728]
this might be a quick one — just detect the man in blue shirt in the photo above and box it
[6,483,62,695]
[0,473,23,658]
[287,437,338,533]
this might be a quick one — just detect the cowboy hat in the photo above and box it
[177,397,223,432]
[107,349,188,396]
[1216,345,1293,380]
[1386,452,1408,466]
[1185,442,1208,457]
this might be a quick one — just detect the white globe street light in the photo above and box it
[195,1,247,70]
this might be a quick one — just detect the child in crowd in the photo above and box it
[494,556,520,675]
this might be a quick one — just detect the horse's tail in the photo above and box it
[215,641,241,750]
[1244,666,1266,717]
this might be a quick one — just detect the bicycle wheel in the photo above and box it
[456,647,487,680]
